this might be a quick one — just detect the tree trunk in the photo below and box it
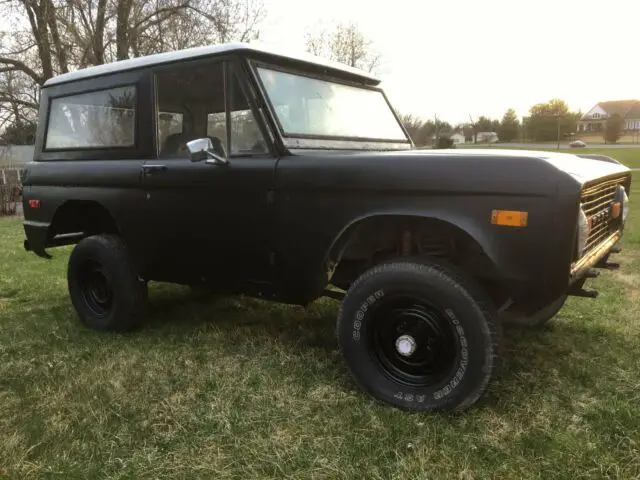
[44,0,68,73]
[22,0,53,82]
[117,0,134,60]
[93,0,108,65]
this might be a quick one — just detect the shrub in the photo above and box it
[435,137,455,149]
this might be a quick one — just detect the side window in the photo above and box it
[45,85,136,150]
[155,61,226,158]
[226,70,268,155]
[157,112,184,152]
[155,60,268,158]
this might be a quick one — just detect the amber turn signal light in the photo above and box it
[491,209,528,227]
[611,202,621,219]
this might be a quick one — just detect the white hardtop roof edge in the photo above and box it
[44,41,380,87]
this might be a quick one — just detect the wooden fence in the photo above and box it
[0,167,24,217]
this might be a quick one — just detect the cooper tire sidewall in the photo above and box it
[339,265,495,411]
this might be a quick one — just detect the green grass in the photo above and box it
[545,148,640,169]
[1,184,640,478]
[463,146,640,169]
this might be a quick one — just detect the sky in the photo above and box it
[256,0,640,124]
[1,0,638,125]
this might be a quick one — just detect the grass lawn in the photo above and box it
[479,146,640,169]
[549,148,640,169]
[1,181,640,478]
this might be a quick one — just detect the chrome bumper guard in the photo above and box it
[570,231,621,281]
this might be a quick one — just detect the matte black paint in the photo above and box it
[22,48,633,308]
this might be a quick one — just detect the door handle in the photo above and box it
[142,164,167,175]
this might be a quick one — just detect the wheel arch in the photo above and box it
[323,211,505,294]
[48,200,121,243]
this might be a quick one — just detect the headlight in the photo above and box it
[622,188,630,223]
[577,205,590,257]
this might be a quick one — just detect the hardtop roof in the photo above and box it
[43,42,380,87]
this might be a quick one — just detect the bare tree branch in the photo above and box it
[0,43,38,56]
[0,57,43,84]
[133,3,188,29]
[305,21,382,74]
[0,96,38,110]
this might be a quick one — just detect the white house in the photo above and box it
[476,132,499,143]
[450,132,466,145]
[431,131,466,145]
[577,100,640,133]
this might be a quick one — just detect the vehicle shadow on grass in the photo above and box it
[137,288,638,410]
[144,286,340,350]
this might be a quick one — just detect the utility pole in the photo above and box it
[556,114,561,150]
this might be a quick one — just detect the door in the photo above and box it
[141,58,277,287]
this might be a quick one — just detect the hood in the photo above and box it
[384,148,631,186]
[285,147,631,196]
[442,148,630,185]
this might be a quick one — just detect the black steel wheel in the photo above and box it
[370,294,459,387]
[68,234,147,332]
[78,260,114,318]
[337,257,503,412]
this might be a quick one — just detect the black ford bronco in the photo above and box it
[22,42,632,412]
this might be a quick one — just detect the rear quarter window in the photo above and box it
[45,85,137,150]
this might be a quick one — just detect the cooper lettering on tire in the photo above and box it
[336,257,503,412]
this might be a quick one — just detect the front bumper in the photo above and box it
[570,230,621,283]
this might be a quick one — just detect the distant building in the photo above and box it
[449,132,466,145]
[578,100,640,133]
[476,132,499,143]
[431,131,466,145]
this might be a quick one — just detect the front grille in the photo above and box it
[580,174,629,255]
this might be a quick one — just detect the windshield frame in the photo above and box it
[247,59,413,150]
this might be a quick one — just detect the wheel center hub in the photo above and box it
[395,334,417,357]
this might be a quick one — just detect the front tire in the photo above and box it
[337,258,503,412]
[67,234,147,332]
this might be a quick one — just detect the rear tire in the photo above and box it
[500,295,568,327]
[336,258,503,412]
[67,234,147,332]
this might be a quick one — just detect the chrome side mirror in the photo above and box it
[186,138,228,165]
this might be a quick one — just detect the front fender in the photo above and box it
[324,200,556,284]
[275,191,575,305]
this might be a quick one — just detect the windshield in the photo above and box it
[256,67,409,143]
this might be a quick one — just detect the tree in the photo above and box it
[0,0,265,132]
[455,122,475,143]
[604,114,623,144]
[462,123,475,143]
[499,108,520,143]
[467,114,477,143]
[416,119,436,146]
[475,116,494,132]
[0,120,37,145]
[526,99,579,142]
[304,21,381,73]
[399,113,423,144]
